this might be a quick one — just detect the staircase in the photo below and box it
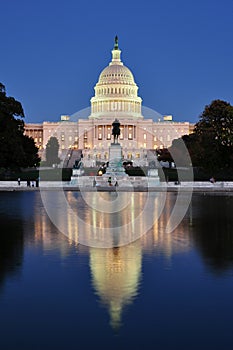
[64,150,82,168]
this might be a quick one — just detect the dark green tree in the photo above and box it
[21,135,41,167]
[45,137,60,166]
[193,100,233,171]
[195,100,233,147]
[168,137,192,167]
[170,100,233,173]
[156,148,173,167]
[0,83,40,169]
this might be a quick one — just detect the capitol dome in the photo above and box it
[98,63,136,86]
[90,37,142,119]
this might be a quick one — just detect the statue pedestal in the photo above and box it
[105,143,127,176]
[70,167,84,185]
[147,168,160,186]
[98,143,131,187]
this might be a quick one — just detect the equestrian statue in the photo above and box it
[112,119,121,144]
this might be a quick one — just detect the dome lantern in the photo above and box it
[110,35,122,66]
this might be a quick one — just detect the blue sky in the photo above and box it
[1,0,233,124]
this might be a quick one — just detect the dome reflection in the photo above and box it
[89,241,142,329]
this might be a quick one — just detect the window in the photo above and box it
[120,127,124,139]
[144,133,147,140]
[98,127,102,140]
[128,126,133,140]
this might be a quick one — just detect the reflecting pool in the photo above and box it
[0,191,233,349]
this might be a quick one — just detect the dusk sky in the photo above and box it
[1,0,233,124]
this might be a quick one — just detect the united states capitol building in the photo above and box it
[25,37,193,167]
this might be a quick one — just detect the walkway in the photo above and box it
[1,180,233,192]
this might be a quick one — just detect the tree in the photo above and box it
[195,100,233,147]
[21,135,41,168]
[194,100,233,171]
[174,100,233,173]
[0,83,40,169]
[45,137,60,166]
[156,148,173,167]
[169,138,193,167]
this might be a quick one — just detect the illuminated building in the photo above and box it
[24,37,193,166]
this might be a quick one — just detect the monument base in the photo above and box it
[97,143,132,187]
[105,143,128,177]
[70,168,84,185]
[147,168,160,186]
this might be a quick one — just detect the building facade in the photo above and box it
[25,37,193,167]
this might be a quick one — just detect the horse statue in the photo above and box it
[112,119,121,144]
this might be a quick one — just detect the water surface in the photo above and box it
[0,191,233,349]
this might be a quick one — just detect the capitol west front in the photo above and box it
[25,38,192,166]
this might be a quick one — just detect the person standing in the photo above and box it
[36,178,39,187]
[17,178,21,186]
[210,177,215,184]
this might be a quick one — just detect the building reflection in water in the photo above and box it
[31,191,79,256]
[34,191,193,329]
[40,190,168,248]
[142,192,192,258]
[22,192,79,258]
[89,242,142,329]
[2,191,233,331]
